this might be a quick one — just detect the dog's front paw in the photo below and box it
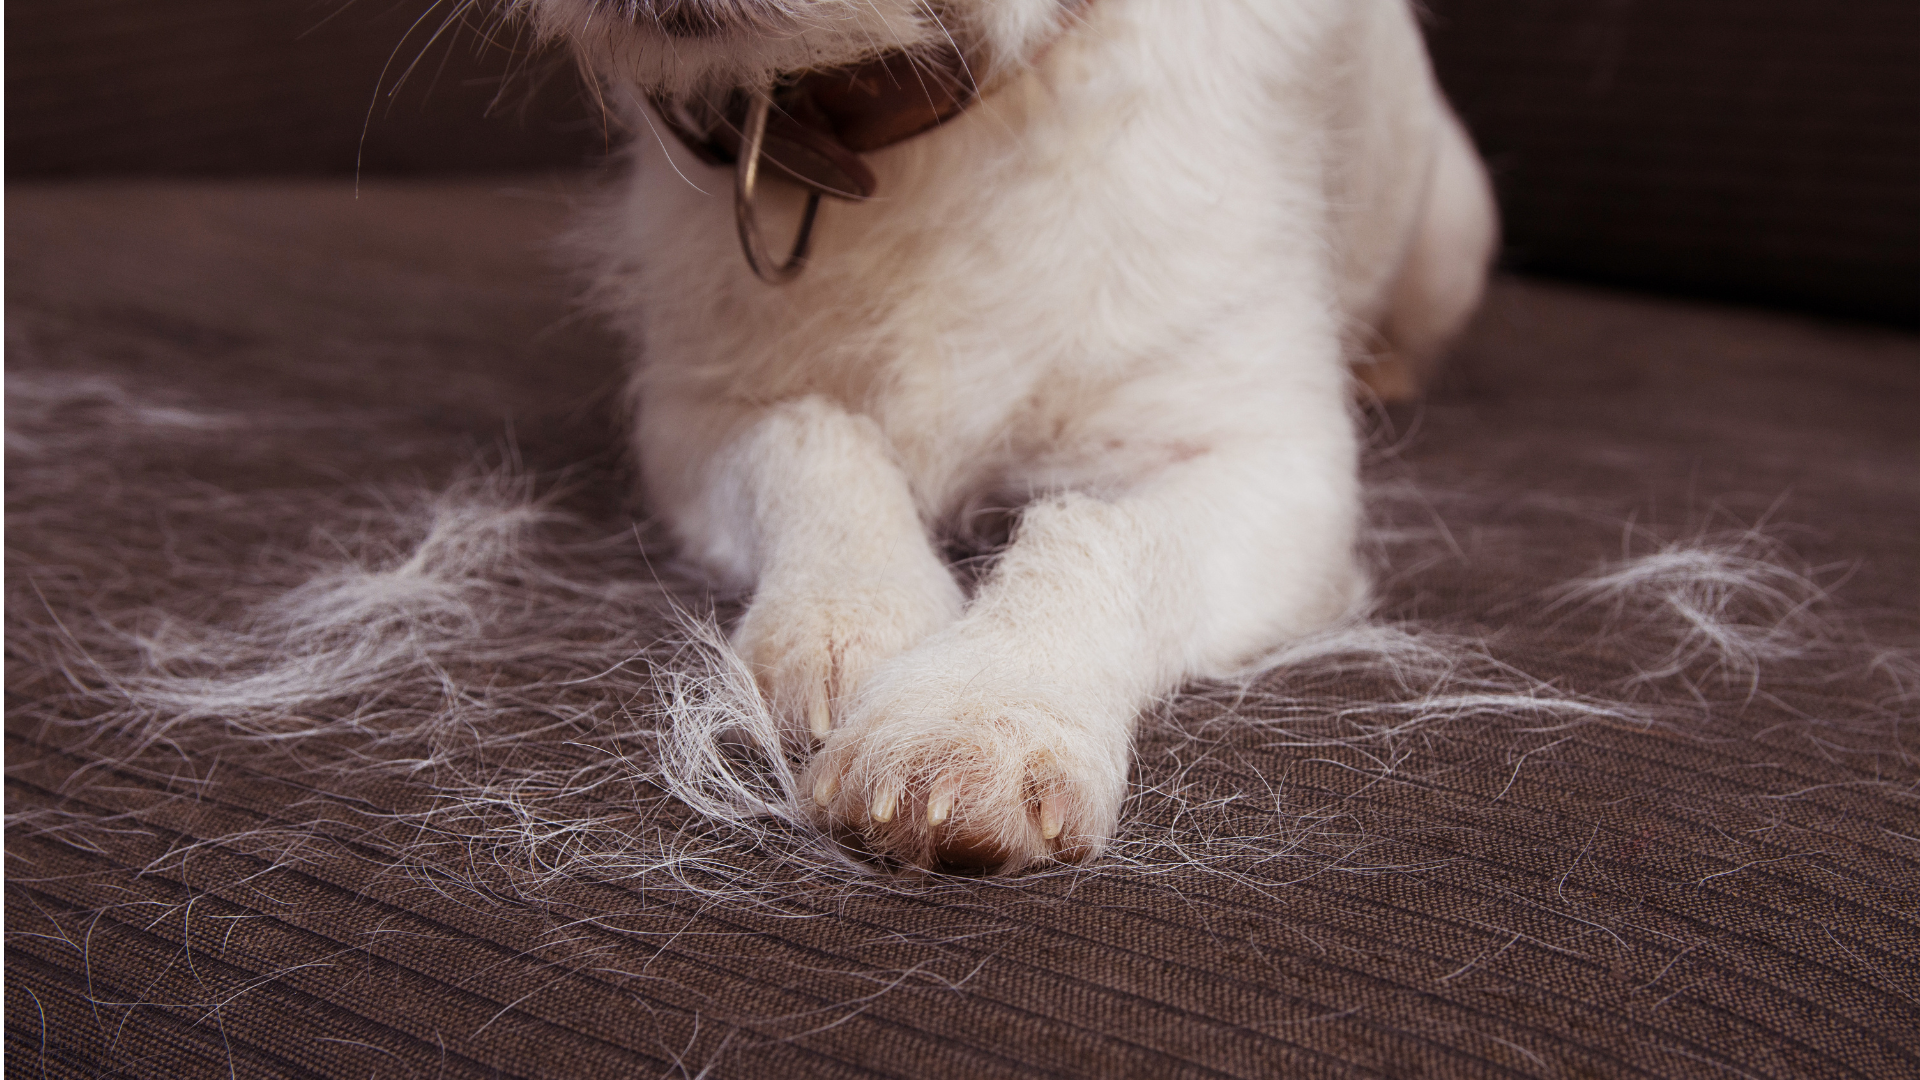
[805,657,1131,873]
[733,576,962,752]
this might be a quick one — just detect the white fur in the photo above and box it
[523,0,1497,869]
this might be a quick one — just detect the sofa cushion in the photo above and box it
[7,179,1917,1078]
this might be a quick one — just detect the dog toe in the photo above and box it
[811,741,1112,873]
[734,584,962,752]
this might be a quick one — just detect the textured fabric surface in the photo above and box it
[4,0,597,177]
[1424,0,1920,323]
[6,180,1919,1078]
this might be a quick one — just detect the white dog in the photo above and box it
[512,0,1496,870]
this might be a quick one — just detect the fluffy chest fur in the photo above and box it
[584,2,1373,519]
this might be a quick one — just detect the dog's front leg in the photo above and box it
[806,424,1364,873]
[643,395,965,751]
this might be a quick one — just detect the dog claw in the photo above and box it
[1039,797,1064,841]
[869,786,899,824]
[812,771,840,808]
[807,690,831,739]
[926,788,953,827]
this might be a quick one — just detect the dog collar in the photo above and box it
[653,4,1093,283]
[653,45,975,205]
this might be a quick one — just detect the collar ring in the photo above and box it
[734,91,822,285]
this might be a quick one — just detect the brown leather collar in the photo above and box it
[654,0,1095,201]
[653,43,978,201]
[655,7,1093,282]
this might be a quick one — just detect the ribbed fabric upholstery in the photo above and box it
[7,181,1916,1078]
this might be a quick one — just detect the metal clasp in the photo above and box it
[734,91,822,285]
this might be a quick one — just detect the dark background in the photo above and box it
[7,0,1918,324]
